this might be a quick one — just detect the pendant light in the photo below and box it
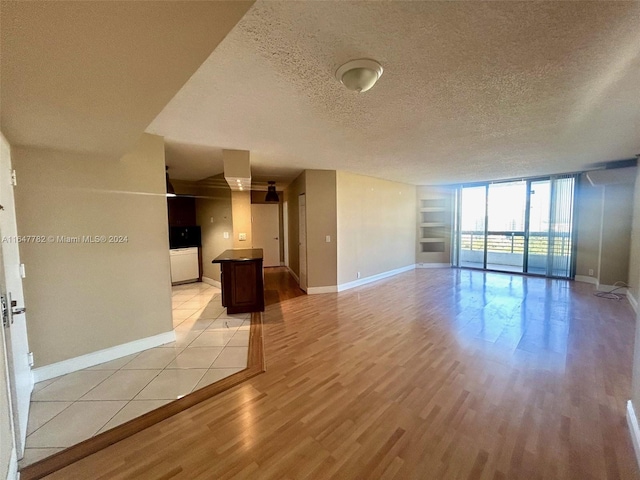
[335,59,383,93]
[265,181,279,202]
[166,166,176,197]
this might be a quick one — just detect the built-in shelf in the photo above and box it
[420,241,445,253]
[417,190,451,258]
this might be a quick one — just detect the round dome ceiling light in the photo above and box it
[335,59,383,93]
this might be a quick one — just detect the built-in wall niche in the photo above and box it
[421,240,445,253]
[420,198,446,209]
[416,188,452,262]
[421,210,446,225]
[421,226,444,239]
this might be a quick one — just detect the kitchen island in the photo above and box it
[212,248,264,314]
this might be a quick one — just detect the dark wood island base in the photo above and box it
[213,248,265,314]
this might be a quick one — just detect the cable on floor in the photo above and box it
[594,281,630,300]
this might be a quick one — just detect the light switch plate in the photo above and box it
[325,235,331,243]
[223,232,229,239]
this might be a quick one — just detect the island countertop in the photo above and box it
[212,248,263,263]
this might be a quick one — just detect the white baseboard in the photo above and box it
[201,276,221,289]
[628,401,640,471]
[32,330,176,382]
[307,285,338,294]
[287,267,300,284]
[416,263,451,269]
[7,447,17,480]
[336,264,416,293]
[629,291,638,314]
[575,275,598,285]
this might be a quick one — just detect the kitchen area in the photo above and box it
[167,194,202,285]
[167,183,265,315]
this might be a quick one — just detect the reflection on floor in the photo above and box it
[264,266,305,306]
[49,269,640,479]
[459,262,547,275]
[20,282,249,468]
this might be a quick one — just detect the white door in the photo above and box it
[298,194,307,291]
[252,204,280,267]
[0,134,32,456]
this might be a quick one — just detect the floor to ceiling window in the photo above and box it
[453,175,577,279]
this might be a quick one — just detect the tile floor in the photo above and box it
[20,282,250,467]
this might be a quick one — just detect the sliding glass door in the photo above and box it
[454,175,577,279]
[486,181,527,273]
[526,179,551,275]
[458,186,487,269]
[547,176,576,278]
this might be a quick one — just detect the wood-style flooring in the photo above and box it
[45,268,640,479]
[264,266,305,306]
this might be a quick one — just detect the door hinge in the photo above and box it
[11,170,17,186]
[27,352,34,367]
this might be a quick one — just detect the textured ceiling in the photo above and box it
[0,1,253,157]
[148,1,640,185]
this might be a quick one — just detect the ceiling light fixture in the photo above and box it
[165,166,176,197]
[265,181,279,203]
[335,59,383,93]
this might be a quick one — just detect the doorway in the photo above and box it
[454,175,577,279]
[0,134,32,457]
[251,203,280,267]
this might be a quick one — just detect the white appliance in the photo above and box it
[170,247,199,284]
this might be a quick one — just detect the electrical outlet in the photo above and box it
[239,233,247,241]
[589,269,594,276]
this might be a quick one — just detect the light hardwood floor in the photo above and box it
[45,269,639,479]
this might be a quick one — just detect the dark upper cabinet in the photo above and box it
[167,196,196,227]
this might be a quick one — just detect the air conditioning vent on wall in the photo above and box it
[586,166,637,186]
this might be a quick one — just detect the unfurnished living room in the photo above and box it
[1,1,640,479]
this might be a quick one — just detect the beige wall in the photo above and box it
[629,168,640,306]
[0,328,14,479]
[231,191,252,248]
[336,171,416,285]
[12,134,173,367]
[575,175,604,281]
[600,183,634,286]
[575,174,634,286]
[284,171,306,278]
[630,166,640,409]
[306,170,338,288]
[196,196,233,283]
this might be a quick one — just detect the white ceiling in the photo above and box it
[149,1,640,185]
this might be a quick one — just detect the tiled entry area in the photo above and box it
[20,282,249,467]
